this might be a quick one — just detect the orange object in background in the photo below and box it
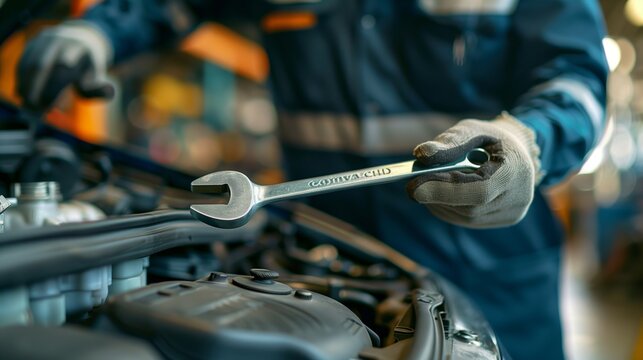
[547,182,573,237]
[0,31,25,105]
[181,23,269,83]
[69,0,109,143]
[262,11,317,33]
[69,95,109,143]
[71,0,101,17]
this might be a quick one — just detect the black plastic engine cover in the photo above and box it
[96,273,373,360]
[0,325,161,360]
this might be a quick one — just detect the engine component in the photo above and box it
[4,181,60,230]
[0,195,10,233]
[0,202,502,359]
[95,270,373,360]
[3,181,104,231]
[148,246,220,281]
[25,264,113,326]
[110,258,149,296]
[6,259,148,327]
[0,325,162,359]
[2,181,117,325]
[0,210,266,289]
[0,286,30,326]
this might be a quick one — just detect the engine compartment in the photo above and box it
[0,202,501,360]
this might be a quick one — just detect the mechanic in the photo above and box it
[16,1,608,359]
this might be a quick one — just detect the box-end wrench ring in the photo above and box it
[190,148,490,229]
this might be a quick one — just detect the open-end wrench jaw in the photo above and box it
[190,171,257,229]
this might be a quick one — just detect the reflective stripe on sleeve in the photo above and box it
[419,0,519,15]
[522,77,604,143]
[278,112,460,155]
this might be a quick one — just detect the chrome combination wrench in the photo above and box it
[190,148,490,228]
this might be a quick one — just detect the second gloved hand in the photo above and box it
[406,113,542,228]
[18,21,114,110]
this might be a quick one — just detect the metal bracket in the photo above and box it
[0,195,11,233]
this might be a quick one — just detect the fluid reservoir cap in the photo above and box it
[249,268,279,282]
[232,268,291,295]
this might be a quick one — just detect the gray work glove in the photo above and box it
[406,113,542,228]
[17,21,114,110]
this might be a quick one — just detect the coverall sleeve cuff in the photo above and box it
[507,110,553,184]
[494,112,544,185]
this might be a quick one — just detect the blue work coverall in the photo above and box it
[83,1,608,359]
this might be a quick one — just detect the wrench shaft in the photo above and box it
[257,152,482,204]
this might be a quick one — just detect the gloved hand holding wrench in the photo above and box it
[190,148,490,229]
[407,114,542,228]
